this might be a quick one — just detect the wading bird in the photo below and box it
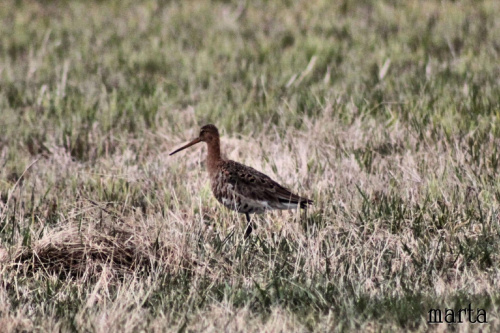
[170,124,313,238]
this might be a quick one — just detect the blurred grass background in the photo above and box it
[2,0,499,163]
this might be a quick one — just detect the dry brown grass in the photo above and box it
[2,111,500,331]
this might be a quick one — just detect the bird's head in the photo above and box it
[169,124,220,156]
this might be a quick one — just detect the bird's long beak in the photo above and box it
[169,137,202,156]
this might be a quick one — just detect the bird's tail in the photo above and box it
[278,195,313,209]
[299,197,314,209]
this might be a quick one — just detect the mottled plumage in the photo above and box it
[170,124,313,237]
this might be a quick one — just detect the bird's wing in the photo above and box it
[225,161,313,208]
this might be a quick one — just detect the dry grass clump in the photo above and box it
[9,222,158,279]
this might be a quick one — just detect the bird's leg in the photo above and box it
[244,213,255,239]
[300,206,313,234]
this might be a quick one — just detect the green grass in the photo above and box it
[1,0,500,331]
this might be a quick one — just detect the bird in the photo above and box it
[169,124,313,238]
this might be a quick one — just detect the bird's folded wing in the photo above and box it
[225,161,312,207]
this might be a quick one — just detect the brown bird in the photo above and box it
[170,124,313,238]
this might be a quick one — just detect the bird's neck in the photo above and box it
[206,139,222,176]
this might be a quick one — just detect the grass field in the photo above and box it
[1,0,500,331]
